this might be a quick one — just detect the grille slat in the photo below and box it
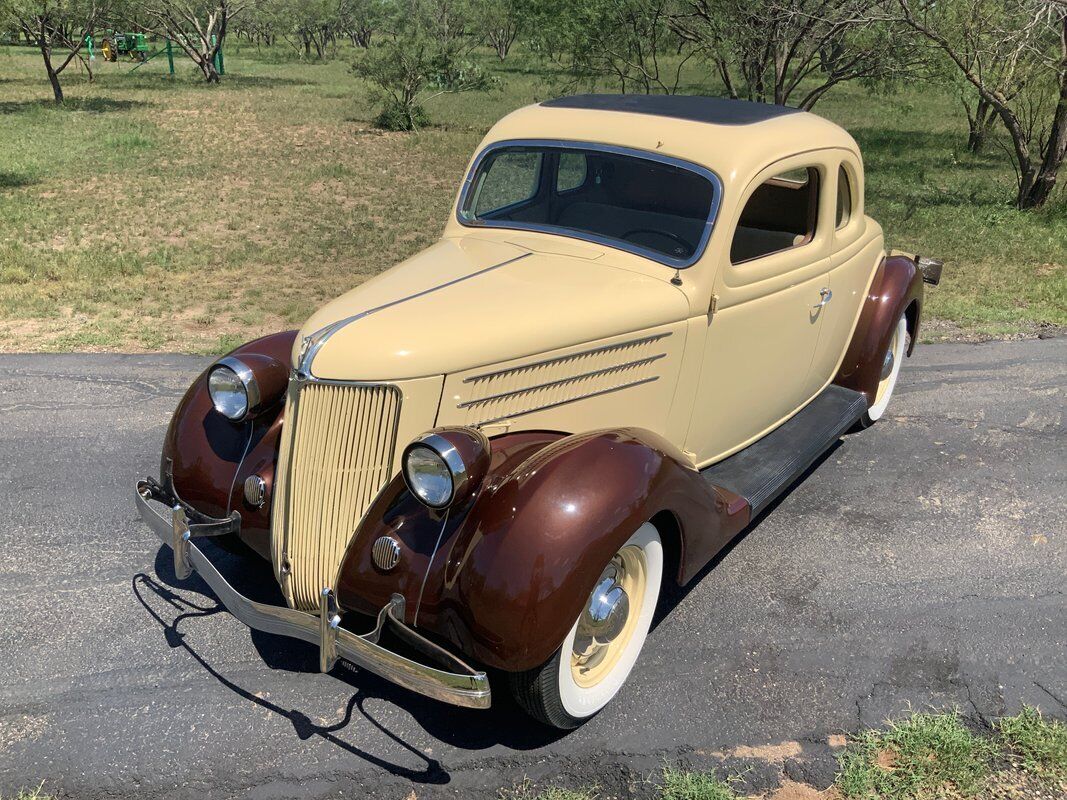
[271,381,401,611]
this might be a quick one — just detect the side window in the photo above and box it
[836,165,853,229]
[472,151,543,216]
[556,152,587,193]
[731,166,820,264]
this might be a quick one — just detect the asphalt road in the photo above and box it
[0,339,1064,799]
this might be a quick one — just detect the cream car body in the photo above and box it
[136,95,934,729]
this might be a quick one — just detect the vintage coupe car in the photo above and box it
[136,94,941,728]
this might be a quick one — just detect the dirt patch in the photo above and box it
[986,769,1067,800]
[875,749,898,770]
[735,742,805,761]
[760,779,840,800]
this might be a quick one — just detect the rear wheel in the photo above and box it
[860,315,908,427]
[509,522,663,728]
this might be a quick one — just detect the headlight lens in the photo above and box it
[403,445,454,508]
[208,365,249,420]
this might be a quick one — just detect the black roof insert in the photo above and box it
[541,94,802,126]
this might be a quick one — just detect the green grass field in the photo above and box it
[0,43,1064,353]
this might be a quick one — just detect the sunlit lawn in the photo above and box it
[0,43,1063,352]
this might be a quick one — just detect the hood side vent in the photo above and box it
[457,333,670,426]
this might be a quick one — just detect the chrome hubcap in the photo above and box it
[880,345,895,380]
[573,563,630,661]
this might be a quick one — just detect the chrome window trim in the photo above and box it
[456,139,724,270]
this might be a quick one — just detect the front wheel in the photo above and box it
[508,522,663,728]
[859,315,908,427]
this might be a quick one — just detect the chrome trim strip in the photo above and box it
[455,139,724,270]
[473,376,660,426]
[463,331,672,384]
[458,353,667,409]
[414,507,451,628]
[297,252,533,377]
[136,482,491,709]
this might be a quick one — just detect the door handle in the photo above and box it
[813,287,832,308]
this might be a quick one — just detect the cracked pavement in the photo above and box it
[0,339,1064,798]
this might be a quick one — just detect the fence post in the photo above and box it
[211,33,223,76]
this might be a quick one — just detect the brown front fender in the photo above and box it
[336,428,749,672]
[834,254,923,405]
[162,330,297,559]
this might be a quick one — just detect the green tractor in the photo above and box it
[99,32,149,62]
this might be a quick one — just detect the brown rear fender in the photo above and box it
[336,427,750,672]
[834,254,923,404]
[162,330,297,559]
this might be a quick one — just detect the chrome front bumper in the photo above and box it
[135,481,491,709]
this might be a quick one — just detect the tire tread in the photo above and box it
[507,651,581,729]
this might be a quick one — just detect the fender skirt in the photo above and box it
[335,428,749,672]
[161,330,297,559]
[834,254,923,405]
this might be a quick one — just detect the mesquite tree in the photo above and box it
[670,0,922,110]
[527,0,692,93]
[467,0,521,60]
[2,0,103,102]
[351,0,495,130]
[898,0,1067,209]
[138,0,253,82]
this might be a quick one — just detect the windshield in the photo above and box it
[457,142,718,267]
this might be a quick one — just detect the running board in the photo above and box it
[701,386,867,517]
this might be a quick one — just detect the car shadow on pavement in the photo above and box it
[654,441,843,628]
[132,545,566,781]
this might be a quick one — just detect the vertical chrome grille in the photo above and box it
[271,380,402,611]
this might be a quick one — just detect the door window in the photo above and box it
[836,165,853,229]
[731,167,820,264]
[556,152,587,192]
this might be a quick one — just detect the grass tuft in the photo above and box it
[659,765,739,800]
[0,784,57,800]
[995,706,1067,783]
[498,777,597,800]
[836,710,996,799]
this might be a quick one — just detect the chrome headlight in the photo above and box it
[207,357,260,421]
[402,429,489,510]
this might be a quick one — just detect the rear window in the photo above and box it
[459,143,717,265]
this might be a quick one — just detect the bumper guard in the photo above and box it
[135,480,490,709]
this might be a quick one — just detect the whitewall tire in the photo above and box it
[509,522,663,728]
[862,315,908,425]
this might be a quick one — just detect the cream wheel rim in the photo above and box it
[570,545,647,688]
[557,522,663,719]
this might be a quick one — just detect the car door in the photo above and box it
[686,153,835,465]
[806,157,880,395]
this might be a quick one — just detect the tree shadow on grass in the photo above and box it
[0,171,38,189]
[110,73,314,91]
[0,96,142,114]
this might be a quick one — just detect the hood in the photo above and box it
[297,236,689,381]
